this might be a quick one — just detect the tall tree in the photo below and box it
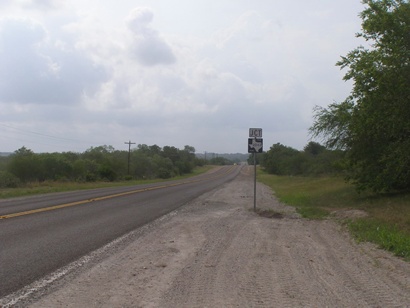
[310,0,410,192]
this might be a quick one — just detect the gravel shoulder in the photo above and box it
[22,166,410,307]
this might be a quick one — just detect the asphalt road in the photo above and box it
[0,165,242,298]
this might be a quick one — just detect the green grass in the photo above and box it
[0,165,214,199]
[257,169,410,260]
[348,219,410,260]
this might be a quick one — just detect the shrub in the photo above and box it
[0,171,21,188]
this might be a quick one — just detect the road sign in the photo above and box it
[248,138,263,153]
[249,128,262,138]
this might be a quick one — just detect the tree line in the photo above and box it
[248,141,344,177]
[0,144,206,188]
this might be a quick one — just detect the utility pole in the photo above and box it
[124,140,136,175]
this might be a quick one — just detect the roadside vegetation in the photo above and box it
[258,171,410,261]
[0,144,225,198]
[0,165,214,199]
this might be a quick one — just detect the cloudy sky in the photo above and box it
[0,0,365,154]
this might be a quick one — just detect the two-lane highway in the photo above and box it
[0,165,242,298]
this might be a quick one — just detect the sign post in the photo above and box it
[248,129,263,211]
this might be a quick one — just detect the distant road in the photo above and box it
[0,165,242,298]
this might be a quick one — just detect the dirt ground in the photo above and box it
[18,166,410,307]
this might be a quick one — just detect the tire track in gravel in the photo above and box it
[234,219,297,308]
[309,222,409,307]
[159,202,251,307]
[272,219,410,307]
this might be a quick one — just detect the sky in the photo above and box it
[0,0,366,154]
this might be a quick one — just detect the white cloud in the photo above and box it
[126,7,176,66]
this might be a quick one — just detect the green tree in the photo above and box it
[7,147,40,182]
[0,171,20,188]
[132,151,155,179]
[152,155,175,179]
[304,141,326,156]
[72,159,99,182]
[310,0,410,192]
[82,145,120,181]
[37,153,73,181]
[262,143,302,175]
[162,146,180,164]
[176,145,196,174]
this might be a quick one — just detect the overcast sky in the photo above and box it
[0,0,365,154]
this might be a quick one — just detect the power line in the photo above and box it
[0,122,107,152]
[0,123,79,142]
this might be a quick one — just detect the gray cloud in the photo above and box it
[0,18,108,105]
[126,7,176,66]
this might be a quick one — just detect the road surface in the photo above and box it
[0,165,240,299]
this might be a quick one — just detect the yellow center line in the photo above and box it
[0,166,237,220]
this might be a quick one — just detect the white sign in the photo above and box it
[248,138,263,153]
[249,128,262,138]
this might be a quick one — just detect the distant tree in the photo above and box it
[247,153,263,165]
[82,145,122,181]
[37,153,73,181]
[7,147,40,182]
[209,157,233,165]
[0,171,20,188]
[98,164,117,181]
[310,0,410,192]
[176,145,196,174]
[149,144,162,156]
[262,143,301,175]
[152,155,175,179]
[4,143,202,184]
[72,159,99,182]
[304,141,326,156]
[132,151,155,179]
[0,155,11,172]
[162,146,180,164]
[262,142,343,176]
[183,145,196,154]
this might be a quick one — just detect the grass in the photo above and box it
[257,169,410,260]
[348,219,410,260]
[0,165,214,199]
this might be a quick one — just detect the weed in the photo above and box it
[348,219,410,260]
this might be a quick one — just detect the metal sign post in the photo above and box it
[248,128,263,211]
[253,152,257,211]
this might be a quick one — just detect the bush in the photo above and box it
[0,171,21,188]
